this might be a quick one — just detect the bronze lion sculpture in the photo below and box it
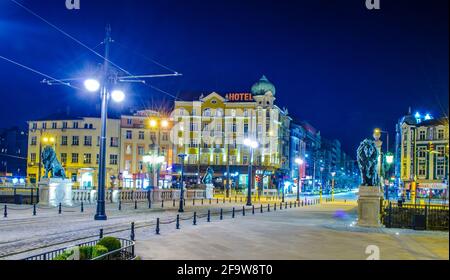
[41,146,66,179]
[356,139,379,186]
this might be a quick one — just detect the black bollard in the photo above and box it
[260,204,263,213]
[274,203,277,211]
[229,197,231,203]
[252,205,255,215]
[294,201,297,208]
[3,205,7,218]
[193,212,197,225]
[161,200,164,208]
[134,200,138,210]
[209,199,211,205]
[58,203,62,214]
[207,210,211,222]
[33,204,37,216]
[149,199,152,209]
[156,218,160,235]
[176,214,180,229]
[235,196,237,203]
[130,222,135,241]
[290,201,292,208]
[173,199,175,207]
[302,200,304,207]
[81,202,84,213]
[193,198,195,206]
[201,199,204,205]
[223,198,225,204]
[242,206,245,216]
[99,228,104,239]
[285,202,288,209]
[232,207,235,218]
[217,198,219,204]
[119,200,122,211]
[184,199,186,206]
[268,204,270,212]
[220,208,223,220]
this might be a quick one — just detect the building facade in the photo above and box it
[395,110,449,200]
[0,127,28,177]
[119,110,174,189]
[171,76,291,191]
[26,116,121,188]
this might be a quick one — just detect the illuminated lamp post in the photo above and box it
[244,139,258,206]
[177,153,187,212]
[295,157,304,202]
[331,172,336,202]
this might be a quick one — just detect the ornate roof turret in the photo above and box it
[251,75,276,96]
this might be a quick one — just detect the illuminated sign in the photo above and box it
[225,93,254,102]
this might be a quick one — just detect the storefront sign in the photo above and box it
[417,183,448,190]
[225,93,254,102]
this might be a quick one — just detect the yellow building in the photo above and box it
[395,110,449,200]
[171,76,291,191]
[119,110,174,189]
[27,116,121,188]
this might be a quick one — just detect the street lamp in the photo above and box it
[178,153,187,212]
[244,138,258,206]
[331,172,336,202]
[295,157,304,202]
[320,166,324,203]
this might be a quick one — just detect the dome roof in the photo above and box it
[251,75,276,96]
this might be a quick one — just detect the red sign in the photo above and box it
[225,93,253,102]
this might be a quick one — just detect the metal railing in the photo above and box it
[23,238,135,260]
[383,202,449,231]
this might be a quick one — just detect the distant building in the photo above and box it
[289,122,307,183]
[171,76,291,191]
[26,115,120,188]
[0,127,28,177]
[395,109,449,199]
[119,110,174,189]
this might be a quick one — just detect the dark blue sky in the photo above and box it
[0,0,448,154]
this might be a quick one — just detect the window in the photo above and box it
[192,109,197,116]
[438,129,445,140]
[62,122,68,129]
[190,122,198,132]
[243,155,249,165]
[110,137,119,147]
[150,132,156,141]
[257,124,263,134]
[72,153,79,163]
[216,109,223,117]
[203,109,211,117]
[437,146,445,157]
[84,136,92,146]
[161,146,167,155]
[127,118,132,125]
[418,146,426,158]
[73,122,79,129]
[32,123,37,129]
[418,159,426,176]
[30,153,36,163]
[232,123,237,133]
[72,136,79,146]
[110,154,118,165]
[138,131,145,140]
[61,153,67,164]
[52,122,57,129]
[162,133,169,141]
[83,153,92,164]
[31,136,37,146]
[71,173,77,183]
[126,130,132,139]
[138,146,145,155]
[61,136,67,146]
[436,160,445,176]
[419,130,426,140]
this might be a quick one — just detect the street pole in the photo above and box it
[94,25,112,221]
[331,176,335,202]
[178,154,186,212]
[297,163,301,202]
[247,146,253,206]
[226,143,230,198]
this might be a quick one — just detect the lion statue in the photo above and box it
[202,167,214,185]
[356,139,379,186]
[41,146,66,179]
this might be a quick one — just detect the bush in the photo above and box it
[79,246,94,260]
[92,245,108,259]
[97,237,121,253]
[52,247,78,261]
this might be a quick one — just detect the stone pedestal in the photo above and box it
[38,178,73,207]
[205,184,214,199]
[357,186,383,227]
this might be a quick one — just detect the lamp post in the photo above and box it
[320,166,324,203]
[295,157,304,202]
[385,152,394,201]
[331,172,336,202]
[178,153,187,212]
[244,139,258,206]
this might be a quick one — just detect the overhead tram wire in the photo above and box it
[0,55,81,91]
[10,0,182,100]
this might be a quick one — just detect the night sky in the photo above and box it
[0,0,448,155]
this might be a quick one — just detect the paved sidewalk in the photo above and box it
[135,203,449,260]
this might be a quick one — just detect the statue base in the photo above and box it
[357,186,383,227]
[205,184,214,199]
[38,178,73,207]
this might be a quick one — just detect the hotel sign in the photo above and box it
[225,93,254,102]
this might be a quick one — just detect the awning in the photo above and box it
[417,183,448,190]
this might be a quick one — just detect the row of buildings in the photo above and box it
[23,76,358,192]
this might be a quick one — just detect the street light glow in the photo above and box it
[149,119,157,128]
[111,90,125,102]
[161,119,169,128]
[243,138,258,149]
[295,158,304,165]
[84,79,100,92]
